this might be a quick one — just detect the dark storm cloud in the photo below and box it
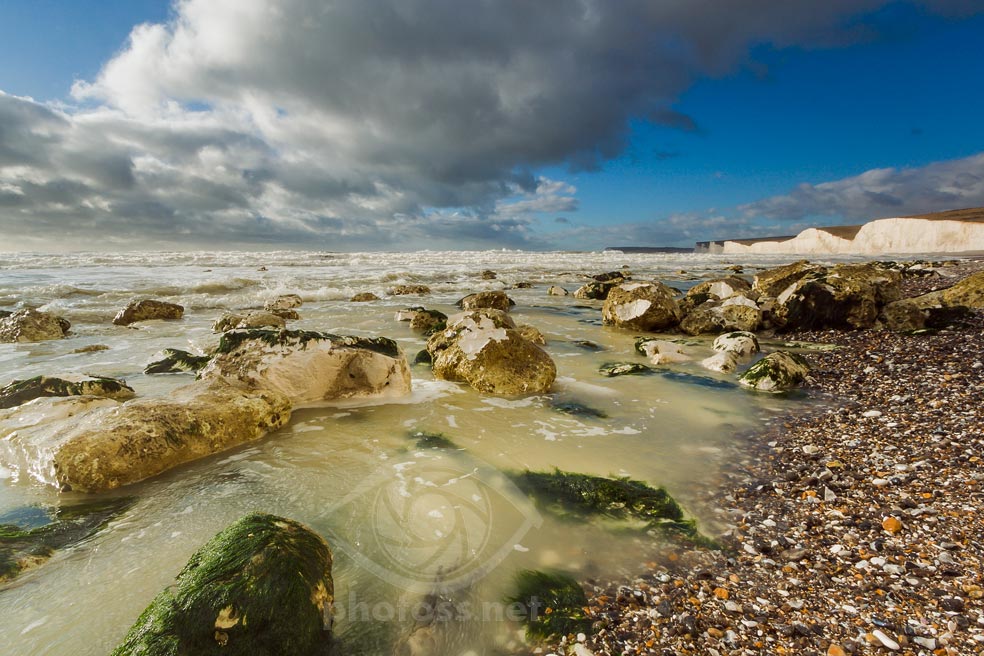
[1,0,978,249]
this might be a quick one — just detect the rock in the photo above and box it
[738,351,811,391]
[601,282,682,331]
[752,260,825,297]
[1,497,135,583]
[201,329,412,406]
[680,296,761,335]
[457,290,515,311]
[480,269,497,280]
[772,263,901,331]
[212,312,286,332]
[0,375,135,409]
[938,270,984,307]
[713,331,760,359]
[264,293,303,311]
[701,351,738,373]
[593,271,628,283]
[599,362,651,377]
[111,513,333,656]
[396,307,448,333]
[144,349,211,374]
[686,276,752,302]
[635,338,691,364]
[0,308,71,342]
[112,299,184,326]
[426,312,556,395]
[445,307,516,329]
[547,286,569,296]
[517,324,546,345]
[269,308,300,320]
[388,284,431,295]
[550,400,607,419]
[510,281,533,289]
[350,292,380,302]
[881,270,984,331]
[0,379,291,492]
[573,281,616,300]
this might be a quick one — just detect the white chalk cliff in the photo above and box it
[713,217,984,255]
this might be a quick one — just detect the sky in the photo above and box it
[1,0,983,252]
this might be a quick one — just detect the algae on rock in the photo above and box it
[112,513,333,656]
[505,569,591,641]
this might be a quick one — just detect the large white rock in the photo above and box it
[701,351,738,373]
[602,282,682,331]
[713,331,760,359]
[200,329,412,406]
[636,338,691,364]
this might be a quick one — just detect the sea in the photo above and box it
[0,250,824,655]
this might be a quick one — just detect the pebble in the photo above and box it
[871,629,900,650]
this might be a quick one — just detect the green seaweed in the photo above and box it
[412,349,433,366]
[215,329,401,359]
[598,362,652,377]
[111,513,333,656]
[505,569,591,641]
[1,497,135,582]
[144,349,211,374]
[510,470,716,548]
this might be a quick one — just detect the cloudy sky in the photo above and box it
[1,0,983,251]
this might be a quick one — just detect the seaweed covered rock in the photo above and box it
[200,329,412,406]
[752,260,825,297]
[712,331,760,359]
[572,281,616,300]
[144,349,211,374]
[212,312,286,332]
[426,312,555,395]
[599,362,651,377]
[510,470,712,545]
[0,379,291,492]
[738,351,811,392]
[0,375,135,409]
[0,308,71,342]
[112,513,333,656]
[506,569,591,641]
[457,290,515,312]
[113,299,184,326]
[395,307,448,334]
[601,282,682,331]
[772,263,900,331]
[388,284,431,296]
[407,430,457,450]
[350,292,380,302]
[264,294,303,311]
[1,497,134,583]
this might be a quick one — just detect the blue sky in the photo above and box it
[1,1,983,250]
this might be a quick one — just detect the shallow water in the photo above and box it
[0,250,814,655]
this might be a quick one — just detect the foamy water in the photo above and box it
[0,250,815,655]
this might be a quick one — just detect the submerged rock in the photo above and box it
[700,351,738,373]
[1,497,134,583]
[550,400,608,419]
[111,513,333,656]
[599,362,651,377]
[350,292,380,302]
[72,344,110,353]
[506,569,591,641]
[201,329,411,406]
[113,299,184,326]
[426,312,556,395]
[509,470,713,545]
[738,351,811,392]
[264,293,303,311]
[144,349,211,374]
[480,269,497,280]
[457,290,515,311]
[388,284,431,296]
[602,282,682,331]
[408,431,457,450]
[713,331,760,359]
[0,380,291,492]
[0,308,71,342]
[0,375,135,409]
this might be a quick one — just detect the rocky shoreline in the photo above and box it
[538,259,984,655]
